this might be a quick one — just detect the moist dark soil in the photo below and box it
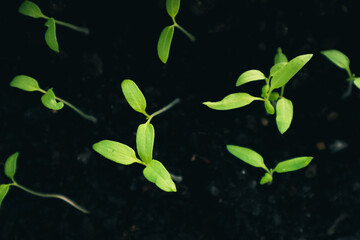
[2,0,360,239]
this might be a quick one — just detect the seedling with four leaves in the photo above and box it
[10,75,97,123]
[0,152,89,213]
[157,0,195,63]
[203,48,313,134]
[321,49,360,98]
[93,80,180,192]
[226,145,313,185]
[18,0,90,53]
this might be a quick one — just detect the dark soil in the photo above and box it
[2,0,360,239]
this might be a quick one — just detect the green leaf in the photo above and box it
[18,0,47,19]
[166,0,180,18]
[5,152,19,179]
[41,88,64,110]
[276,97,293,134]
[261,85,270,98]
[269,92,279,101]
[157,26,175,64]
[353,78,360,89]
[236,70,266,87]
[93,140,142,165]
[121,79,148,116]
[269,62,287,77]
[203,93,262,110]
[10,75,41,92]
[44,18,59,53]
[270,54,313,90]
[274,47,288,65]
[321,49,350,71]
[273,157,313,173]
[226,145,268,171]
[143,160,176,192]
[260,173,273,185]
[0,185,10,207]
[136,123,155,164]
[264,100,275,115]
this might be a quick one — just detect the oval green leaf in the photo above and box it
[269,92,279,101]
[276,97,293,134]
[203,93,262,110]
[45,18,59,53]
[10,75,41,92]
[157,26,174,64]
[41,88,64,110]
[321,49,350,71]
[121,79,148,116]
[5,152,19,179]
[353,78,360,89]
[236,70,266,87]
[136,123,155,164]
[269,62,287,77]
[18,0,47,19]
[264,100,275,115]
[270,54,313,90]
[143,160,176,192]
[166,0,180,18]
[0,184,10,207]
[274,47,288,65]
[274,156,313,173]
[226,145,268,171]
[260,173,273,185]
[93,140,142,165]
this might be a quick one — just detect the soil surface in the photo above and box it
[1,0,360,239]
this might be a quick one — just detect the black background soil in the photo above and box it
[1,0,360,239]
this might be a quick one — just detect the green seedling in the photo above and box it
[157,0,195,63]
[226,145,313,185]
[203,48,313,134]
[321,49,360,98]
[93,80,180,192]
[0,152,89,213]
[18,0,90,52]
[10,75,97,123]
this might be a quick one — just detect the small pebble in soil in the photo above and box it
[329,140,348,153]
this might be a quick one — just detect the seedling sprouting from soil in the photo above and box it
[157,0,195,63]
[0,152,89,213]
[10,75,97,123]
[18,0,90,52]
[203,48,313,134]
[93,80,180,192]
[226,145,313,185]
[321,49,360,98]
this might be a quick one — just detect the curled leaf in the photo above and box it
[274,47,288,64]
[274,157,313,173]
[121,79,148,116]
[157,26,174,64]
[136,123,155,164]
[143,160,177,192]
[264,100,275,115]
[10,75,41,92]
[41,88,64,110]
[5,152,19,179]
[45,18,59,53]
[166,0,180,18]
[18,0,47,19]
[236,70,266,87]
[203,93,262,110]
[260,173,273,185]
[226,145,268,171]
[0,185,10,207]
[276,97,293,134]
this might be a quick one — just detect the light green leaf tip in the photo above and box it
[353,78,360,89]
[121,79,148,116]
[143,160,177,192]
[18,0,47,19]
[226,145,268,171]
[5,152,19,179]
[41,88,64,110]
[274,156,313,173]
[166,0,180,18]
[203,92,262,110]
[136,123,155,164]
[45,18,59,53]
[321,49,350,71]
[10,75,41,92]
[236,70,266,87]
[0,185,10,207]
[274,47,288,65]
[276,97,293,134]
[157,26,175,64]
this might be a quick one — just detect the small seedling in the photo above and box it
[157,0,195,63]
[10,75,97,123]
[226,145,313,185]
[321,49,360,98]
[203,48,313,134]
[93,80,180,192]
[0,152,89,213]
[18,0,90,52]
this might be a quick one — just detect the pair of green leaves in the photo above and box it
[227,145,313,185]
[158,0,195,63]
[204,48,313,134]
[93,80,177,192]
[0,152,19,207]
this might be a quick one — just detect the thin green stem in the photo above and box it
[280,85,285,98]
[55,96,97,123]
[173,21,196,42]
[55,19,90,35]
[147,98,181,123]
[12,181,89,214]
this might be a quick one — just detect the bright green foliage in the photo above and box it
[143,160,177,192]
[227,145,313,185]
[157,0,195,63]
[121,80,149,117]
[4,152,19,179]
[18,0,47,19]
[0,185,10,207]
[204,48,312,134]
[9,75,40,92]
[41,88,64,110]
[44,18,59,53]
[136,123,155,164]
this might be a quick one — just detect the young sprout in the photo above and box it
[203,48,313,134]
[321,49,360,99]
[157,0,195,63]
[0,152,89,214]
[18,0,90,52]
[226,145,313,185]
[10,75,97,123]
[93,80,180,192]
